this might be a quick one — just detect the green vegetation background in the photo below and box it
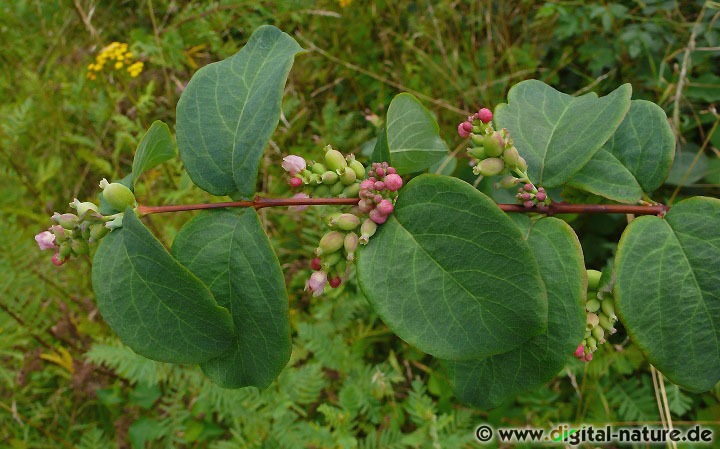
[1,1,719,448]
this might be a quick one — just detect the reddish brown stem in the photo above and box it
[137,197,668,216]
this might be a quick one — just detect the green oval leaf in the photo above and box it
[615,197,720,392]
[171,209,291,389]
[176,25,303,197]
[92,209,235,364]
[444,217,586,409]
[357,175,547,360]
[494,80,631,187]
[386,93,448,174]
[132,120,176,187]
[567,148,643,203]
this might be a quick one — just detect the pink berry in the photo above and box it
[311,257,322,271]
[289,177,303,188]
[475,108,493,123]
[384,173,403,191]
[328,277,342,288]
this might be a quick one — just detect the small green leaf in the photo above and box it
[494,80,632,187]
[615,197,720,392]
[171,209,291,389]
[357,175,547,360]
[445,217,586,409]
[665,148,708,186]
[568,148,643,203]
[386,93,448,174]
[132,121,176,187]
[92,209,234,364]
[176,25,304,197]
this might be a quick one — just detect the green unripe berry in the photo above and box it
[334,259,347,278]
[586,299,601,313]
[477,158,504,177]
[469,146,486,159]
[341,183,361,198]
[344,232,359,261]
[591,325,605,343]
[338,167,357,185]
[314,185,331,197]
[502,146,521,167]
[598,313,614,331]
[332,213,360,231]
[330,181,345,196]
[317,231,345,256]
[347,156,365,179]
[471,134,484,146]
[59,241,73,258]
[359,218,377,244]
[90,223,110,241]
[311,162,327,175]
[517,156,528,172]
[586,337,598,351]
[587,269,602,290]
[324,145,347,171]
[601,298,617,321]
[586,312,599,330]
[53,213,79,230]
[325,212,342,227]
[71,239,89,255]
[70,198,99,217]
[99,179,136,211]
[322,251,343,270]
[321,170,339,185]
[483,131,504,157]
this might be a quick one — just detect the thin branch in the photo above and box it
[138,196,669,216]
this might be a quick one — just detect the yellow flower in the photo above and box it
[86,41,144,80]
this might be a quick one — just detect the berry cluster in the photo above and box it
[34,179,136,265]
[282,148,403,297]
[458,107,551,208]
[574,269,618,362]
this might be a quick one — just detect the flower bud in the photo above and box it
[586,312,599,330]
[341,183,361,198]
[475,108,493,123]
[584,352,593,362]
[89,223,109,242]
[457,121,472,138]
[99,179,136,211]
[535,191,547,202]
[469,146,486,159]
[324,146,348,171]
[50,225,67,242]
[384,174,403,192]
[289,177,303,188]
[35,231,56,250]
[281,155,306,175]
[502,146,521,167]
[374,181,385,191]
[376,199,393,215]
[347,157,366,179]
[305,271,327,297]
[321,170,339,185]
[359,179,375,191]
[317,231,345,256]
[587,269,602,291]
[331,213,361,231]
[523,183,534,192]
[498,175,519,189]
[359,218,377,243]
[358,199,375,213]
[369,208,388,224]
[601,298,617,321]
[523,200,535,209]
[482,131,504,157]
[574,344,585,358]
[310,162,327,175]
[338,167,357,185]
[344,232,359,261]
[69,198,99,217]
[477,158,504,177]
[51,252,66,266]
[311,257,322,271]
[328,276,342,288]
[105,215,124,230]
[52,213,79,230]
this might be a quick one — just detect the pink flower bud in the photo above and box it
[374,181,385,191]
[328,277,342,288]
[377,199,393,215]
[584,353,593,362]
[457,122,471,138]
[358,199,375,213]
[311,257,322,271]
[523,183,534,192]
[574,344,585,358]
[51,252,66,266]
[289,177,303,188]
[384,174,403,191]
[305,271,327,297]
[386,167,397,175]
[369,208,388,224]
[360,179,375,190]
[282,155,306,175]
[535,192,547,202]
[523,200,535,209]
[475,108,493,123]
[35,231,56,250]
[373,194,383,204]
[288,193,310,212]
